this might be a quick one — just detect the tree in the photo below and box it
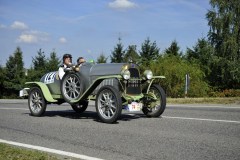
[46,50,61,71]
[97,53,108,63]
[110,37,125,63]
[27,49,48,81]
[164,40,182,57]
[124,45,140,63]
[0,65,5,98]
[139,37,160,66]
[150,56,209,97]
[185,38,214,83]
[206,0,240,89]
[32,49,47,71]
[4,47,25,97]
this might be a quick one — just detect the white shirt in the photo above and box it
[58,64,67,80]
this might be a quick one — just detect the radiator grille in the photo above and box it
[92,67,141,95]
[126,68,141,95]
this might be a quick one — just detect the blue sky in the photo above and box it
[0,0,210,68]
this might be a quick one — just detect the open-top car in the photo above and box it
[20,62,166,123]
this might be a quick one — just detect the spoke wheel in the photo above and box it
[61,73,83,103]
[71,100,88,113]
[142,84,166,117]
[28,87,47,116]
[96,85,122,123]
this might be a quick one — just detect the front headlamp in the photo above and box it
[121,69,130,80]
[144,70,153,80]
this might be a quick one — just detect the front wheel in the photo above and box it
[28,87,47,116]
[142,84,166,117]
[96,85,122,123]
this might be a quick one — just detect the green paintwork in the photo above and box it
[152,76,166,79]
[52,94,62,99]
[122,93,144,101]
[145,76,166,93]
[25,82,57,103]
[70,75,122,103]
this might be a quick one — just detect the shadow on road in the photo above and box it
[24,110,147,123]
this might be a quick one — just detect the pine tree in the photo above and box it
[4,47,25,97]
[139,38,160,66]
[164,40,182,57]
[27,49,48,81]
[0,65,5,98]
[185,38,214,84]
[32,49,47,70]
[124,45,140,63]
[110,38,125,63]
[97,53,108,63]
[46,50,61,71]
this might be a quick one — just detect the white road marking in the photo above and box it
[0,139,104,160]
[167,105,240,109]
[0,108,28,110]
[162,116,240,124]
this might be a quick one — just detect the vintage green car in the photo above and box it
[20,62,166,123]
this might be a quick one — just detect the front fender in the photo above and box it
[145,76,166,93]
[25,82,57,103]
[70,75,122,103]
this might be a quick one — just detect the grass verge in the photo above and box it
[167,97,240,104]
[0,143,60,160]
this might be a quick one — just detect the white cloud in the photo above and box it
[11,21,28,30]
[17,30,49,43]
[59,37,67,43]
[108,0,137,10]
[17,34,38,43]
[0,24,7,29]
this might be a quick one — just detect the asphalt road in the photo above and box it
[0,100,240,160]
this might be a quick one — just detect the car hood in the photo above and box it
[89,63,127,76]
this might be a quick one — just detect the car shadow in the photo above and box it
[44,110,99,120]
[24,110,147,123]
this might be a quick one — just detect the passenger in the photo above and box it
[58,54,72,80]
[77,57,85,66]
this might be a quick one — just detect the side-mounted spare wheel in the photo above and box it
[142,84,166,117]
[28,87,47,116]
[96,85,122,123]
[61,73,83,104]
[71,100,89,113]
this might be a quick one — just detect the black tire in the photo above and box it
[61,73,83,104]
[142,84,166,117]
[96,85,122,123]
[28,87,47,116]
[71,100,89,113]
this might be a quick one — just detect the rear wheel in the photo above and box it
[28,87,47,116]
[142,84,166,117]
[71,100,88,113]
[96,85,122,123]
[61,73,83,104]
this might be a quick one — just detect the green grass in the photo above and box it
[167,97,240,104]
[0,143,60,160]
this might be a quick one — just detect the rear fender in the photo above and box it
[25,82,57,103]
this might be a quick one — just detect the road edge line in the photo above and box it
[0,139,104,160]
[162,116,240,124]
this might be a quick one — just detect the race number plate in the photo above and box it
[127,102,143,111]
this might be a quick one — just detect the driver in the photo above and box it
[58,53,72,80]
[77,57,85,66]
